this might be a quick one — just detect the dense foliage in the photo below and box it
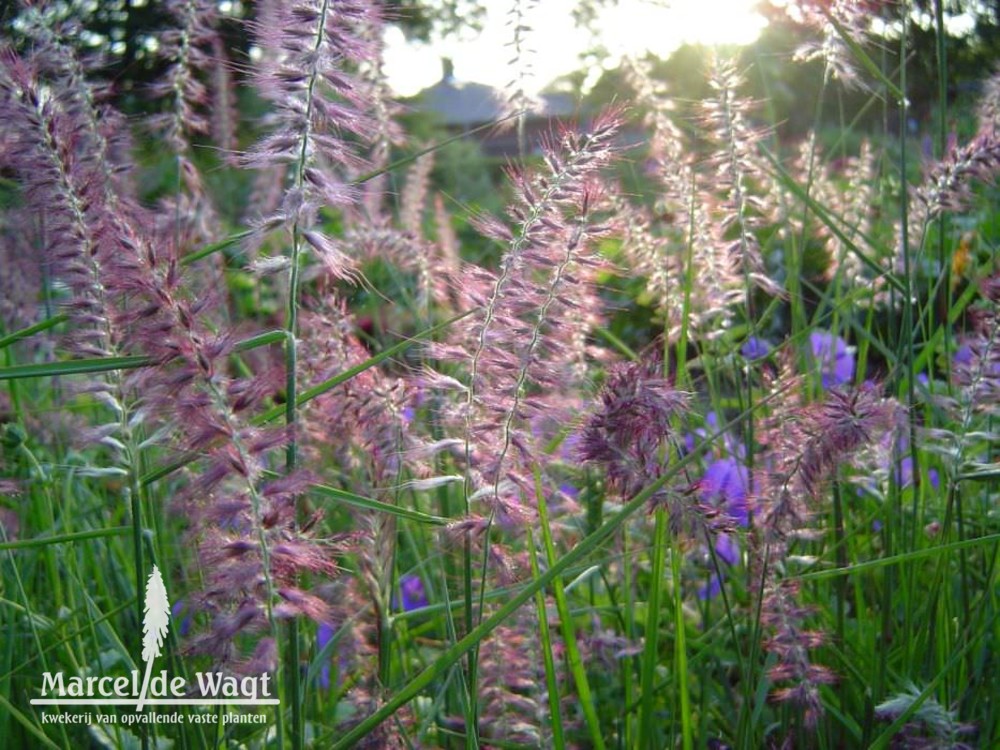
[1,1,998,748]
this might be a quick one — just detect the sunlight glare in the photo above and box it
[598,0,768,56]
[383,0,769,97]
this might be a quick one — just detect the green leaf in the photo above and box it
[0,355,151,380]
[0,330,285,382]
[300,477,449,526]
[535,469,605,750]
[0,692,61,749]
[0,526,132,552]
[0,315,68,350]
[792,533,1000,582]
[527,526,566,750]
[179,229,255,267]
[639,507,667,750]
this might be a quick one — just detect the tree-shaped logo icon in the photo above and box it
[136,565,170,711]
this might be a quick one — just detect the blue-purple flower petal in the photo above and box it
[698,573,723,601]
[316,622,335,690]
[741,336,771,360]
[714,532,740,566]
[700,457,750,526]
[809,331,855,388]
[392,574,427,613]
[171,598,192,637]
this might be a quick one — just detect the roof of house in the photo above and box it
[419,77,507,126]
[415,59,576,127]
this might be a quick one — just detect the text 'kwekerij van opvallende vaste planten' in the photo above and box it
[0,0,997,747]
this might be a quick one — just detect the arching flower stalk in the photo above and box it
[752,381,901,726]
[427,109,623,524]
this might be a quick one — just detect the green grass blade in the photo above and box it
[0,330,286,382]
[329,386,788,748]
[527,530,566,750]
[179,229,255,267]
[535,470,606,750]
[671,536,693,750]
[329,428,728,748]
[866,610,996,750]
[234,330,289,352]
[0,355,151,380]
[0,526,131,551]
[329,481,654,748]
[594,326,639,361]
[759,146,905,295]
[303,479,449,526]
[0,599,135,680]
[821,10,906,103]
[0,692,61,749]
[0,315,68,350]
[911,277,980,375]
[793,533,1000,582]
[639,507,667,750]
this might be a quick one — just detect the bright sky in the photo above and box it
[383,0,769,96]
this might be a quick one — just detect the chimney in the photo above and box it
[441,57,455,84]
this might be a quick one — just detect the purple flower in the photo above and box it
[705,411,721,431]
[700,457,750,526]
[954,344,973,366]
[316,622,335,690]
[171,598,192,637]
[393,574,427,612]
[559,483,579,500]
[697,458,750,600]
[560,431,581,461]
[713,532,740,566]
[315,625,353,692]
[897,456,940,490]
[698,574,723,601]
[921,134,934,161]
[741,336,771,360]
[953,340,1000,388]
[809,331,855,388]
[891,434,940,490]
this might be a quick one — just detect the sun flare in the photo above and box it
[597,0,769,56]
[383,0,769,97]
